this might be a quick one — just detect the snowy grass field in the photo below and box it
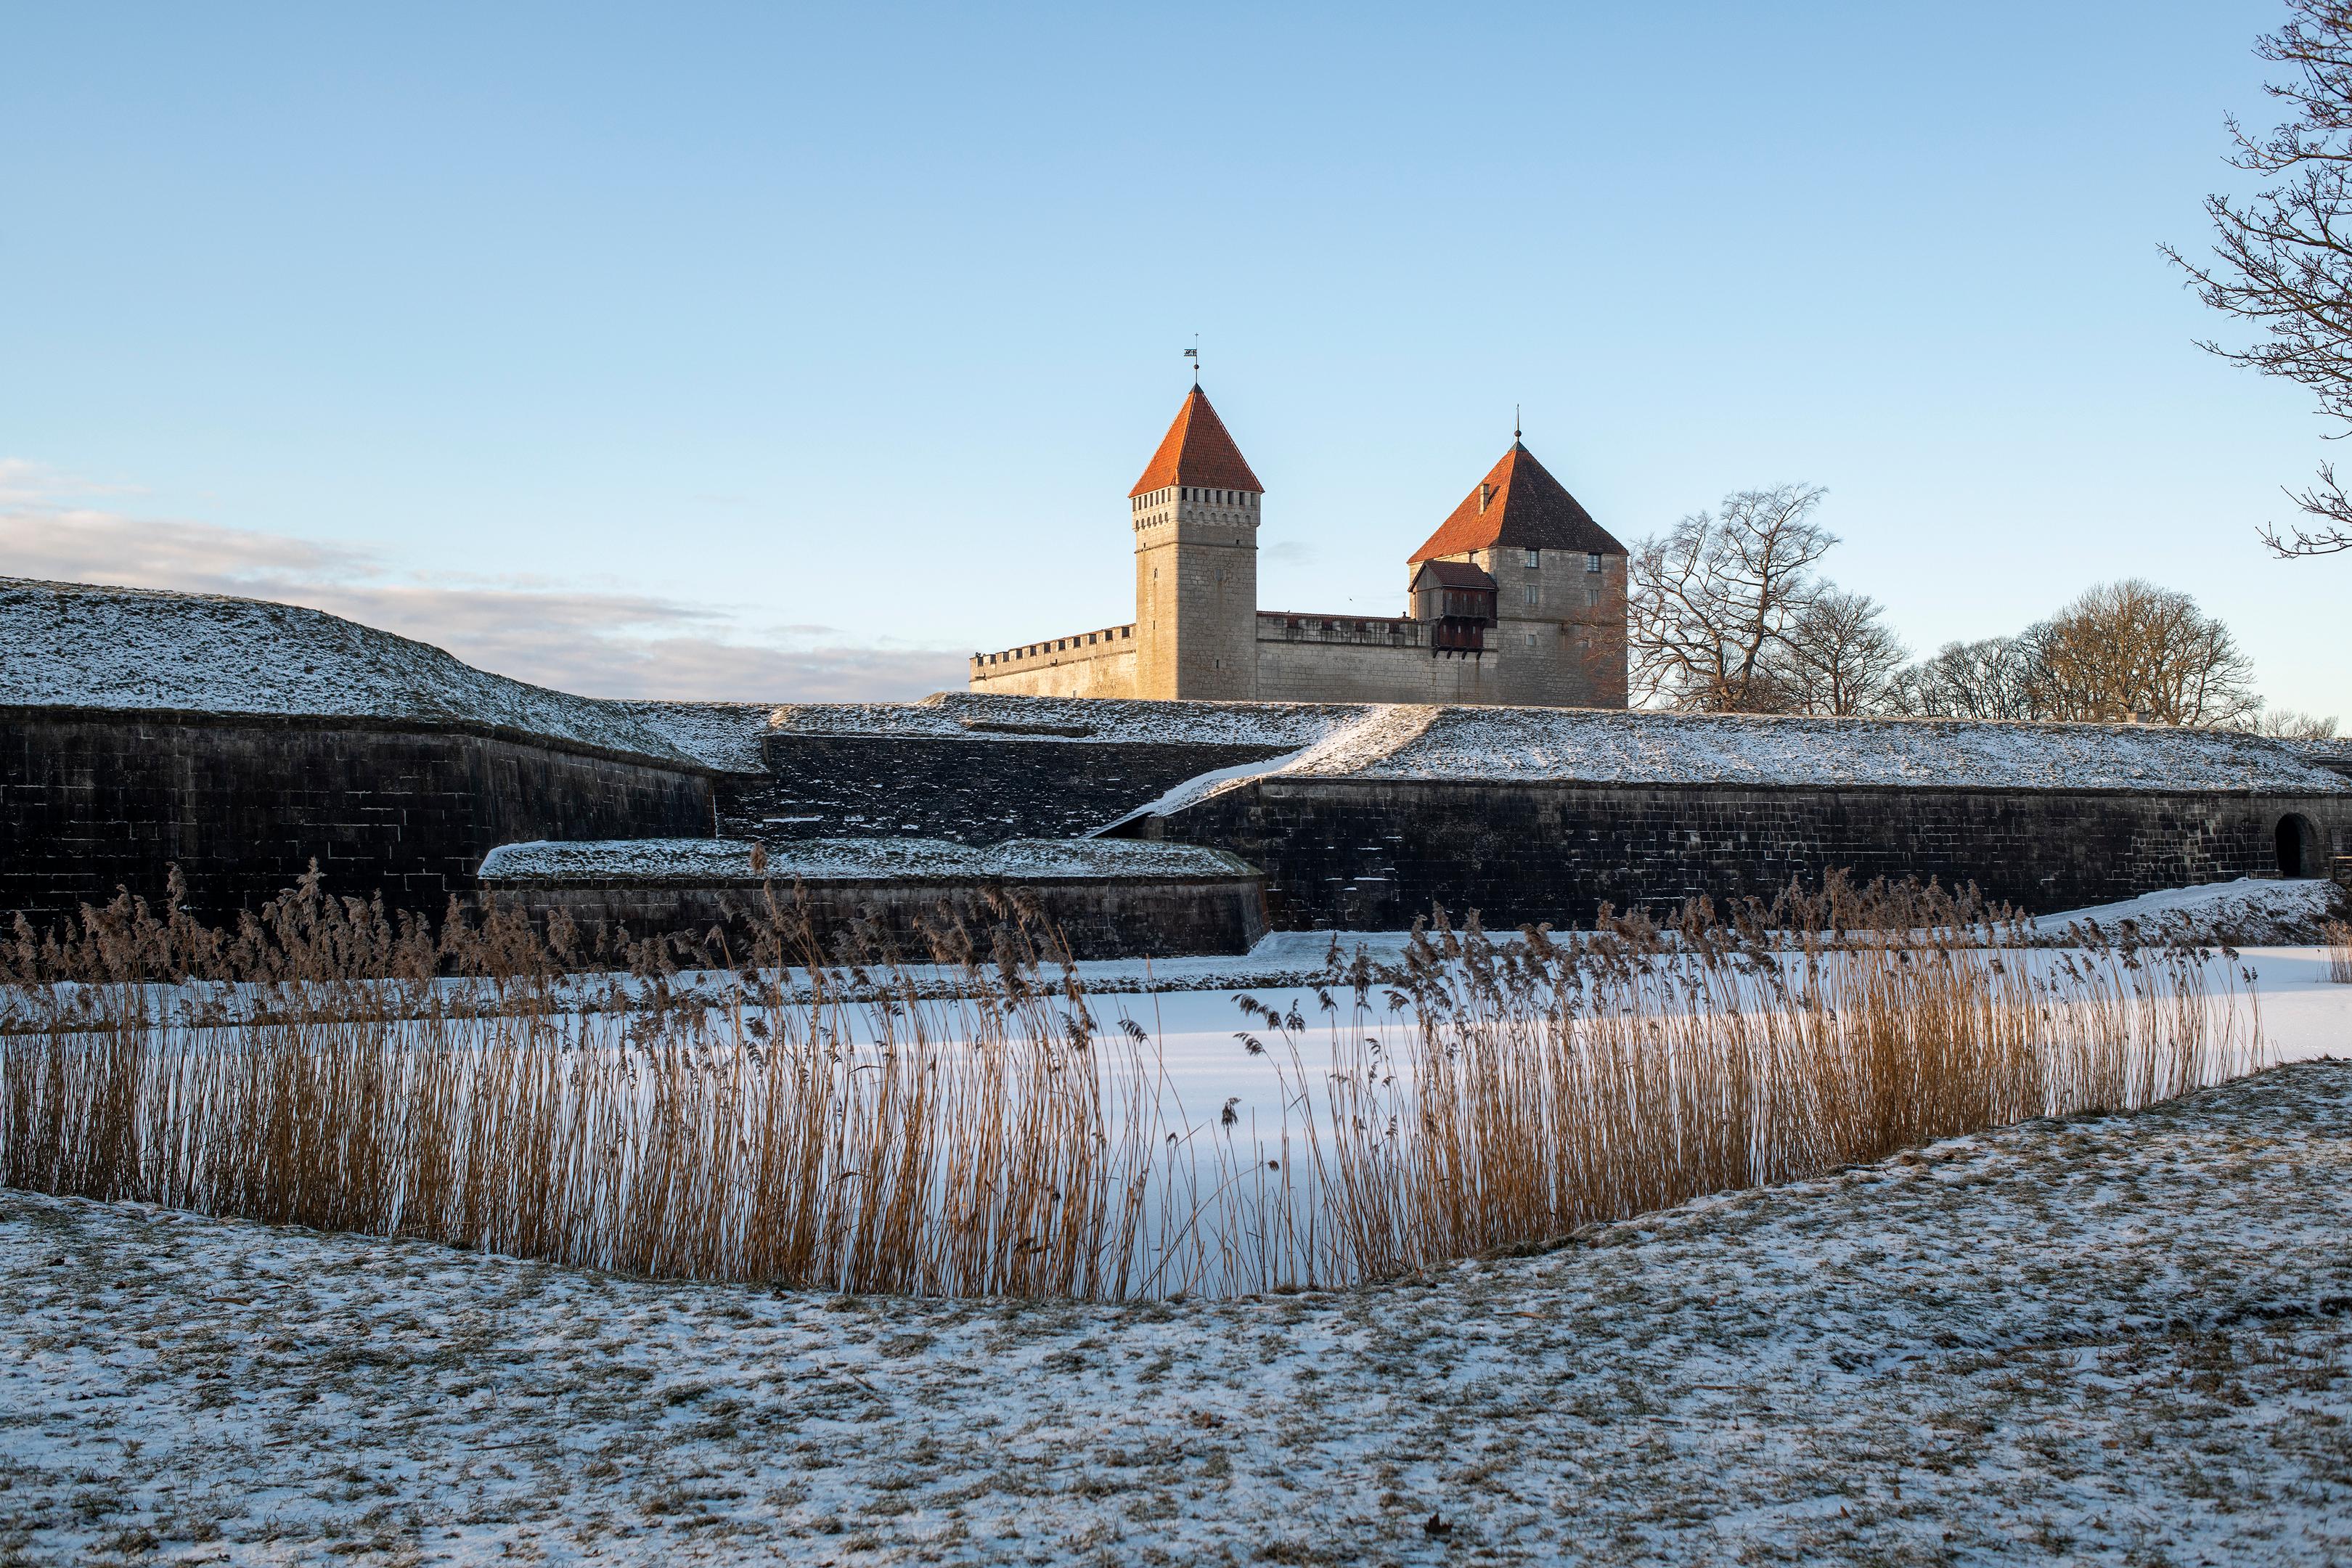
[4,1058,2348,1566]
[3,877,2346,1563]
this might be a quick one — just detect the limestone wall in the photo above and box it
[968,624,1137,698]
[1135,492,1258,699]
[1252,628,1501,703]
[969,645,1136,698]
[1438,547,1628,709]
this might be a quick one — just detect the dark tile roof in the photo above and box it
[1409,442,1626,563]
[1410,559,1498,592]
[1130,386,1265,497]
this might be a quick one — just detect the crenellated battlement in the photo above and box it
[970,624,1135,677]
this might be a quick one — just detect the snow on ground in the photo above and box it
[478,838,1257,883]
[4,1061,2348,1566]
[2290,735,2352,779]
[769,691,1371,747]
[2030,875,2349,946]
[595,703,780,774]
[0,579,693,767]
[762,697,2351,809]
[1270,706,2348,793]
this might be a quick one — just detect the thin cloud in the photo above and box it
[0,463,967,702]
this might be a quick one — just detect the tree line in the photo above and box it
[1625,481,2336,738]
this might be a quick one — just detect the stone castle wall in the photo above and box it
[1124,776,2352,929]
[1480,548,1629,708]
[478,873,1269,962]
[1134,491,1259,699]
[968,630,1135,698]
[1,707,715,923]
[972,544,1631,706]
[1252,626,1501,703]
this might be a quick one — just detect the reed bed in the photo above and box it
[1,870,2264,1298]
[2326,919,2352,984]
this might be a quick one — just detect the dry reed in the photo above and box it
[2326,919,2352,984]
[1,869,2265,1297]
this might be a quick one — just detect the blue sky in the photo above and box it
[5,1,2345,717]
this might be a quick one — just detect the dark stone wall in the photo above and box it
[721,736,1295,844]
[479,875,1270,961]
[1130,778,2352,928]
[2,708,715,923]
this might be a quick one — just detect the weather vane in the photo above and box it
[1185,335,1199,385]
[1514,404,1522,442]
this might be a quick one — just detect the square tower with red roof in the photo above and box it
[1126,385,1264,699]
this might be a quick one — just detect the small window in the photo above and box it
[1524,632,1537,648]
[1586,552,1603,573]
[1585,587,1600,607]
[1522,585,1539,605]
[1524,548,1540,568]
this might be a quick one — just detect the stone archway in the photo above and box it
[2274,813,2322,878]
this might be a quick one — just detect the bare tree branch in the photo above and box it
[2168,1,2352,556]
[1628,483,1836,714]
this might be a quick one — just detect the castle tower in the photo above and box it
[1129,386,1262,700]
[1408,441,1630,708]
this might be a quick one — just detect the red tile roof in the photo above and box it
[1130,386,1265,498]
[1408,443,1625,563]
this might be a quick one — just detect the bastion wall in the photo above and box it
[1,707,716,923]
[1119,777,2352,929]
[478,874,1268,962]
[715,735,1297,844]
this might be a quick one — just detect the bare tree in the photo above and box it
[1628,483,1836,712]
[2030,579,2261,727]
[2251,706,2342,738]
[1781,589,1908,715]
[1885,636,2047,721]
[2165,0,2352,555]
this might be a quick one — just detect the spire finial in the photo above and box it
[1514,404,1522,444]
[1185,334,1200,386]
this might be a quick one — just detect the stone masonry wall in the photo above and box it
[1252,634,1500,704]
[478,874,1269,961]
[1448,547,1628,709]
[722,735,1297,845]
[1,708,715,923]
[1135,496,1258,699]
[1132,777,2352,929]
[967,643,1137,699]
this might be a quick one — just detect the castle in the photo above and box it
[969,386,1631,706]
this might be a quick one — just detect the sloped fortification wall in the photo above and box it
[1,709,715,923]
[731,736,1293,844]
[1132,777,2352,928]
[1,580,716,923]
[722,694,1369,844]
[1109,707,2352,928]
[476,838,1269,959]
